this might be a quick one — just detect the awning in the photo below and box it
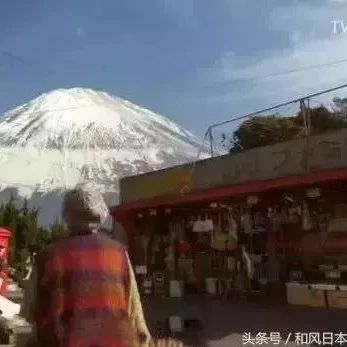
[111,168,347,214]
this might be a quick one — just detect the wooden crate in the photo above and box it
[286,283,326,307]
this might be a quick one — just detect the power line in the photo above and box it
[205,82,347,157]
[207,82,347,132]
[206,57,347,88]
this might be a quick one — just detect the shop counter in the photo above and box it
[286,282,326,307]
[327,285,347,309]
[286,282,347,309]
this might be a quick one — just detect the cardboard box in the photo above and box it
[169,316,183,333]
[327,290,347,309]
[286,283,326,307]
[169,280,183,298]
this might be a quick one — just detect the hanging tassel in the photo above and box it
[302,201,313,231]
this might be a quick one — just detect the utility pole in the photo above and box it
[209,128,214,157]
[306,98,311,135]
[300,98,311,136]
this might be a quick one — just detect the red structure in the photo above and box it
[0,228,12,297]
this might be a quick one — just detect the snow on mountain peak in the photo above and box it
[0,88,199,151]
[0,88,207,225]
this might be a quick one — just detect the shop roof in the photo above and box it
[112,129,347,213]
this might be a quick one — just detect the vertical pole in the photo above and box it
[209,128,214,157]
[306,98,311,136]
[300,99,308,136]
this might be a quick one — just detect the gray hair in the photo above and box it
[62,184,110,231]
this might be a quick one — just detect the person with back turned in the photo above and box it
[22,185,151,347]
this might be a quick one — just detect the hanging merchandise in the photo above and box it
[153,272,166,297]
[317,214,328,233]
[219,204,238,241]
[306,188,321,198]
[192,216,203,232]
[178,257,194,282]
[204,214,214,232]
[247,195,259,205]
[150,236,159,266]
[211,232,229,251]
[297,206,302,216]
[302,201,313,231]
[227,257,236,271]
[179,219,185,240]
[234,261,249,293]
[169,316,183,333]
[226,211,238,250]
[193,215,214,233]
[268,207,281,233]
[205,277,218,296]
[280,207,289,225]
[254,211,266,231]
[227,219,238,251]
[169,219,184,243]
[242,245,255,280]
[135,265,147,275]
[288,207,300,224]
[133,233,147,269]
[185,259,195,284]
[211,213,227,251]
[283,194,294,204]
[169,222,176,243]
[178,240,191,256]
[169,280,184,298]
[226,207,238,241]
[143,277,153,295]
[141,233,150,266]
[154,236,167,270]
[165,245,176,279]
[241,210,252,234]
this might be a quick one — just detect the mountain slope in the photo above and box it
[0,88,207,225]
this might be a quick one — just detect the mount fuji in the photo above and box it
[0,88,207,225]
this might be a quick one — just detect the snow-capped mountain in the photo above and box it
[0,88,207,225]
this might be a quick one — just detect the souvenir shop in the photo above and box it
[112,130,347,312]
[114,174,347,309]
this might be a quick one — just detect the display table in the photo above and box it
[327,285,347,309]
[286,282,347,308]
[141,295,347,346]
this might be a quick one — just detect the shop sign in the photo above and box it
[120,129,347,204]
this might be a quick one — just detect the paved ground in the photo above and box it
[142,296,347,347]
[4,290,347,347]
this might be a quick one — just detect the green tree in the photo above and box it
[295,105,347,135]
[333,97,347,115]
[0,199,66,283]
[50,218,67,241]
[231,114,303,151]
[224,100,347,153]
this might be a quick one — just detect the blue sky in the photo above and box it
[1,0,347,136]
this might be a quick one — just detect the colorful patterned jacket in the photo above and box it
[22,232,150,347]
